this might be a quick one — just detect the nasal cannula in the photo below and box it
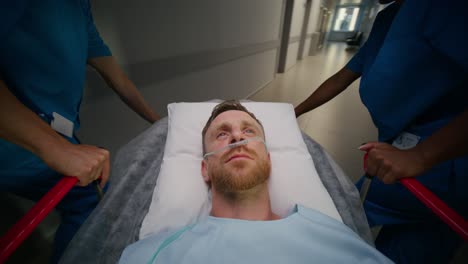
[203,136,267,159]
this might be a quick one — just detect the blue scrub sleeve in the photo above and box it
[422,0,468,72]
[345,41,368,74]
[81,0,112,58]
[0,1,27,81]
[0,0,28,38]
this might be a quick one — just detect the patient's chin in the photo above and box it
[227,159,251,169]
[210,158,270,193]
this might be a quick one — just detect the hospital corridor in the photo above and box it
[1,0,467,263]
[251,43,374,183]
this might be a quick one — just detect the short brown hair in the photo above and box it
[202,100,264,154]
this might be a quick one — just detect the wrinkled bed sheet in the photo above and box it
[60,117,373,264]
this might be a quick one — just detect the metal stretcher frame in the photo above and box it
[1,165,467,263]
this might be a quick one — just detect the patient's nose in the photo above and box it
[230,131,244,143]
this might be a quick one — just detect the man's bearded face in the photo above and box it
[202,111,271,194]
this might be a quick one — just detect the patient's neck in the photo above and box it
[210,183,280,221]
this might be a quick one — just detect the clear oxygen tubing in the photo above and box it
[203,136,267,160]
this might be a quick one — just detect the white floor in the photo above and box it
[250,42,377,183]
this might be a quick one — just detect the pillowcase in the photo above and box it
[140,102,341,238]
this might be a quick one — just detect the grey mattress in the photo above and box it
[60,117,373,264]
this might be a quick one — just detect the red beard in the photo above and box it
[209,147,271,194]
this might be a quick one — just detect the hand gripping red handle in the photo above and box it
[363,154,468,241]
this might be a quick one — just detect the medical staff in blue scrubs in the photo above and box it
[0,0,160,262]
[295,0,468,263]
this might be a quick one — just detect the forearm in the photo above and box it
[1,81,111,186]
[110,77,160,123]
[294,76,342,117]
[0,81,70,157]
[88,56,160,123]
[294,67,360,117]
[415,108,468,170]
[360,109,468,183]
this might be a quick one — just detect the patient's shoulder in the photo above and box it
[118,229,175,263]
[296,205,346,228]
[119,225,198,263]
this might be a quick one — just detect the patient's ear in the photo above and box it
[201,160,210,183]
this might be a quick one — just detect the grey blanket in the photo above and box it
[60,118,373,264]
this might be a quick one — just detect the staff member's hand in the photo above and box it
[1,83,110,187]
[41,141,110,188]
[359,142,429,184]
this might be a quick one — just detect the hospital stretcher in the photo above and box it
[1,133,467,263]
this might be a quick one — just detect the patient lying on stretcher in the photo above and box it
[119,100,392,264]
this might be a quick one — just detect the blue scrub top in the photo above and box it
[0,0,111,176]
[348,0,468,222]
[347,0,468,142]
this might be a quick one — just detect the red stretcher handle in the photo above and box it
[399,178,468,241]
[0,176,78,263]
[363,154,468,241]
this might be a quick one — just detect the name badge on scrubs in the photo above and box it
[51,112,74,138]
[391,132,420,150]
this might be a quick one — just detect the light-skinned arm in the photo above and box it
[0,81,109,187]
[360,108,468,184]
[87,56,160,123]
[294,67,361,117]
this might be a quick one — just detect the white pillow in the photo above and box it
[140,102,341,238]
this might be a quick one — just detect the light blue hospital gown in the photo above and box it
[119,205,392,264]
